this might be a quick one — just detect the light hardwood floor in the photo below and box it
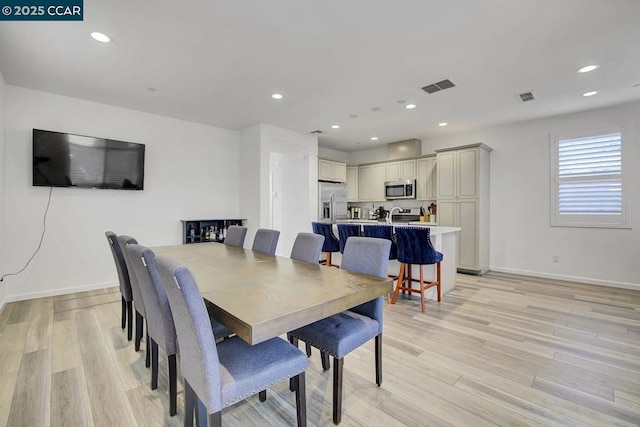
[1,272,639,426]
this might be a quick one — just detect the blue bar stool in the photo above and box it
[312,222,340,267]
[337,223,362,254]
[391,226,442,312]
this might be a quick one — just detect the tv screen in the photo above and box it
[33,129,145,190]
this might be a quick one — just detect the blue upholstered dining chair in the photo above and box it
[290,232,324,264]
[105,231,134,341]
[251,228,280,254]
[155,254,308,427]
[336,223,362,254]
[224,225,247,248]
[311,222,340,267]
[118,235,150,365]
[391,226,443,313]
[288,236,391,425]
[126,244,233,417]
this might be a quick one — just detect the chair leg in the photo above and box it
[145,323,151,368]
[333,358,344,425]
[375,334,382,386]
[295,372,307,427]
[127,301,133,341]
[151,339,159,390]
[305,342,312,357]
[321,351,330,371]
[420,265,426,313]
[259,390,267,402]
[135,311,143,351]
[390,263,405,304]
[208,411,222,427]
[121,297,126,329]
[184,380,195,427]
[437,262,442,302]
[169,354,177,416]
[326,252,332,267]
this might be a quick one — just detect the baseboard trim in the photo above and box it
[3,281,118,304]
[488,266,640,291]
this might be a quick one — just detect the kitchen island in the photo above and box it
[330,223,460,300]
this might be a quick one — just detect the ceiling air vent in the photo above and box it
[310,130,324,134]
[517,91,536,102]
[421,79,456,94]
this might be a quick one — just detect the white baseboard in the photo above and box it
[3,281,119,304]
[488,266,640,291]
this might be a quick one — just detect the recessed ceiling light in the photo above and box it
[331,125,340,129]
[370,137,379,141]
[271,93,283,100]
[90,32,111,43]
[583,91,598,97]
[438,122,448,127]
[405,104,416,109]
[577,64,599,73]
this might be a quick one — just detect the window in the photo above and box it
[551,127,629,228]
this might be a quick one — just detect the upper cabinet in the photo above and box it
[346,166,358,201]
[385,159,416,181]
[358,163,386,201]
[318,159,347,182]
[436,145,490,200]
[416,156,437,200]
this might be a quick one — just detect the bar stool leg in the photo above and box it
[391,263,405,304]
[437,262,442,302]
[419,265,426,313]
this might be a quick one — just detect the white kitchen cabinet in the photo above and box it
[416,156,437,200]
[346,166,358,201]
[358,163,386,201]
[318,159,347,182]
[436,143,491,274]
[385,159,416,181]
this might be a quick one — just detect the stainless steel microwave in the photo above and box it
[384,180,416,200]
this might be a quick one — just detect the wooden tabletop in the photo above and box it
[153,242,393,345]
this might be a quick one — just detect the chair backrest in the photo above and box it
[224,226,247,248]
[395,226,440,265]
[155,254,223,413]
[105,231,133,302]
[362,224,398,260]
[290,232,324,263]
[118,235,145,316]
[341,236,391,331]
[337,223,362,254]
[311,222,340,253]
[251,228,280,255]
[125,244,177,355]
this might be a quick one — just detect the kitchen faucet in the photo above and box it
[388,207,402,224]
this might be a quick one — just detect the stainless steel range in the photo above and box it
[390,207,421,223]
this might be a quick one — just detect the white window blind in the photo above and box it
[551,128,629,228]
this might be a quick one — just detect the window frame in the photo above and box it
[550,126,631,229]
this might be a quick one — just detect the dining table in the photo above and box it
[153,242,393,345]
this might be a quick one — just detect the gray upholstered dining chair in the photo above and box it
[125,244,233,417]
[290,232,324,264]
[118,235,150,366]
[105,231,134,341]
[223,225,247,248]
[155,254,308,426]
[288,236,390,425]
[251,228,280,254]
[289,232,325,357]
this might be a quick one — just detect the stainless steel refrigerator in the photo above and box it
[318,182,348,223]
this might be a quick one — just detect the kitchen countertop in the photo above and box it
[332,221,460,236]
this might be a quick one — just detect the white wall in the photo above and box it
[419,101,640,289]
[0,70,6,308]
[318,147,349,163]
[239,124,318,256]
[3,86,241,301]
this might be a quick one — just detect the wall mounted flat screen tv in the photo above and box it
[33,129,145,190]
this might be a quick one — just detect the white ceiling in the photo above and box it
[1,0,639,152]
